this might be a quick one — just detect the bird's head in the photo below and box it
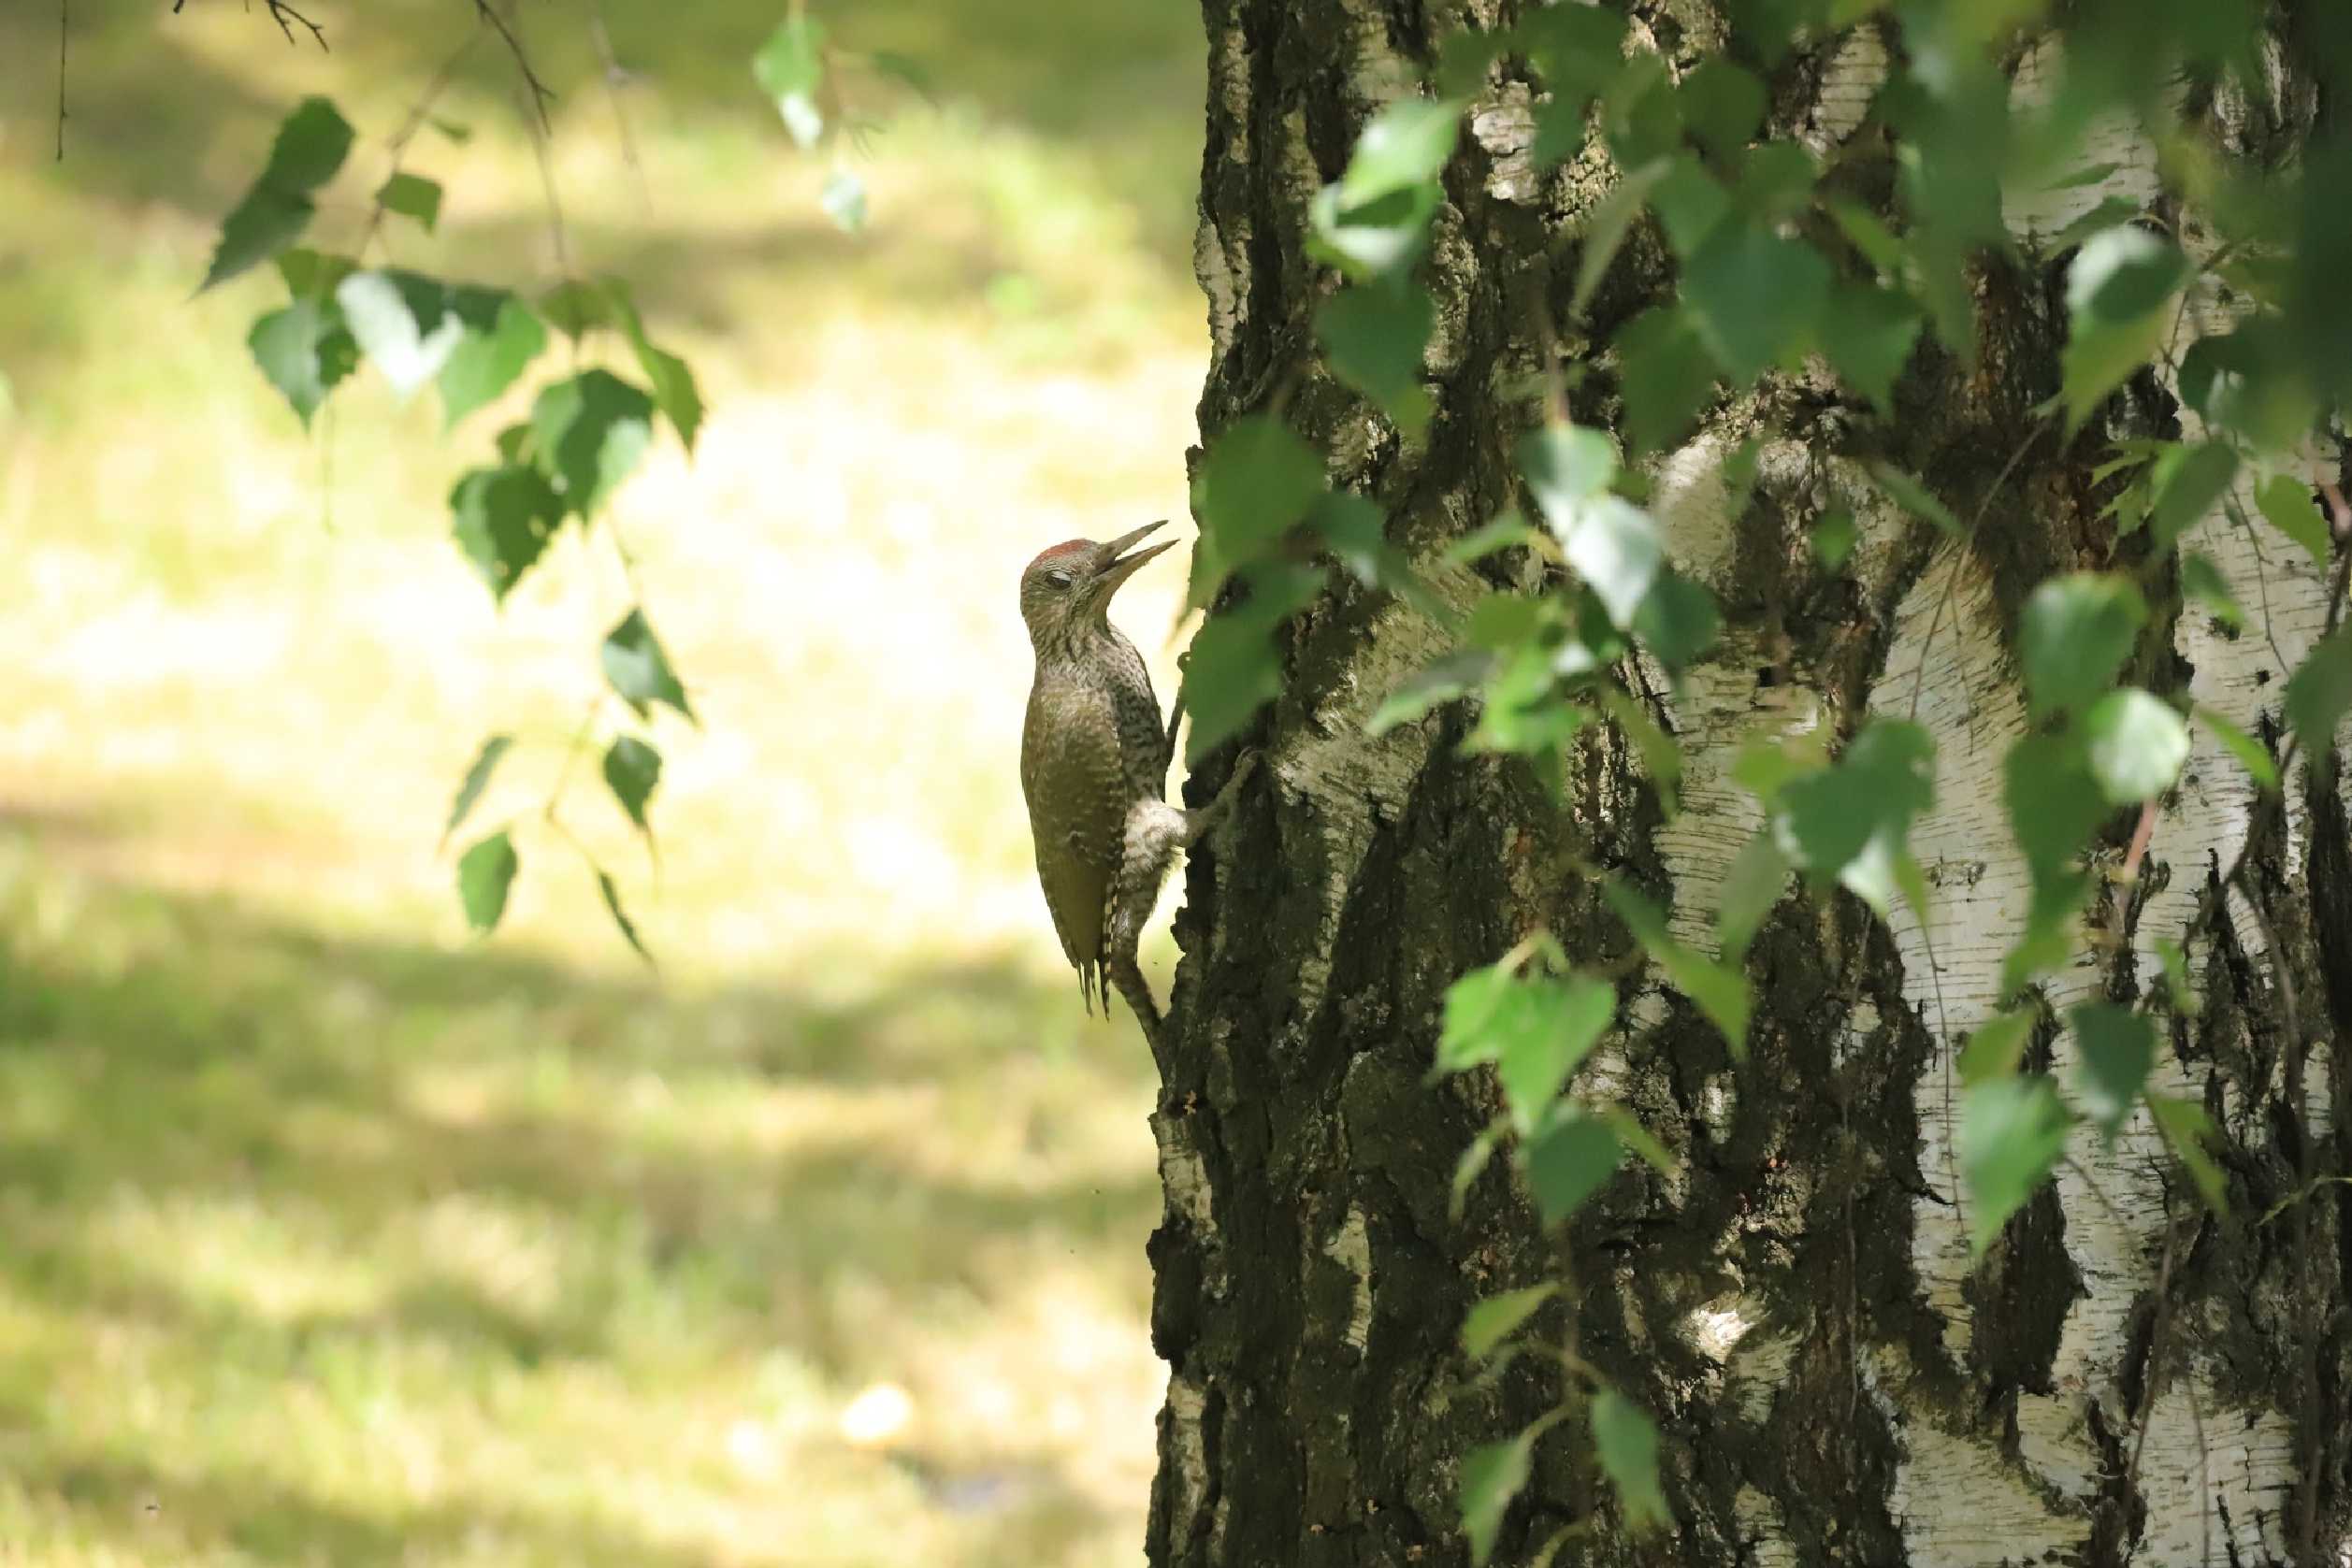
[1018,521,1173,649]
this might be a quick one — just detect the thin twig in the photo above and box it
[356,38,479,260]
[1907,420,2050,724]
[473,0,556,131]
[54,0,66,161]
[2125,1208,2183,1496]
[584,0,653,214]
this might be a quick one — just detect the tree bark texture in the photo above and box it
[1149,4,2352,1565]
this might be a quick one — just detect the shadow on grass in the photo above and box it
[0,812,1160,1564]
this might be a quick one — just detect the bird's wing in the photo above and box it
[1021,679,1129,982]
[1102,632,1171,802]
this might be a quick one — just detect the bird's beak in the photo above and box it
[1088,520,1175,602]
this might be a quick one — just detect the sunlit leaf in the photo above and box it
[1603,879,1750,1054]
[1494,975,1617,1132]
[1461,1430,1535,1566]
[754,15,829,146]
[338,269,465,399]
[2146,1092,2226,1211]
[1181,564,1324,765]
[1462,1284,1557,1361]
[1369,648,1493,735]
[1958,1009,2033,1086]
[822,168,868,233]
[2081,689,2189,804]
[1190,416,1326,606]
[438,293,548,429]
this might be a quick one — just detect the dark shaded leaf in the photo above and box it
[602,609,696,724]
[1523,1100,1623,1225]
[1463,1285,1556,1361]
[248,297,358,427]
[2286,631,2352,761]
[2069,1000,2155,1144]
[376,171,442,232]
[450,464,564,603]
[2020,572,2148,717]
[602,736,662,832]
[533,369,656,519]
[201,97,354,291]
[1590,1390,1670,1532]
[444,734,514,845]
[1959,1074,2072,1253]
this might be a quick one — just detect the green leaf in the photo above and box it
[337,270,464,400]
[1571,159,1675,314]
[1958,1009,2034,1086]
[2255,473,2330,568]
[1463,1284,1557,1361]
[1309,181,1441,278]
[2082,689,2190,804]
[2000,873,2089,997]
[1520,424,1619,518]
[600,282,705,452]
[533,369,656,519]
[1733,140,1817,223]
[1826,195,1904,278]
[2195,704,2278,792]
[2143,442,2238,554]
[541,280,615,339]
[1650,158,1733,262]
[2069,1001,2155,1144]
[1190,417,1326,606]
[596,869,656,967]
[1451,1118,1506,1221]
[602,608,696,724]
[444,734,514,845]
[1369,648,1493,735]
[1590,1389,1670,1532]
[1717,830,1788,959]
[1445,512,1539,566]
[202,194,316,295]
[821,168,868,233]
[247,297,358,428]
[1317,279,1435,435]
[1680,58,1765,159]
[1812,508,1857,570]
[602,736,662,832]
[1773,719,1936,918]
[1821,284,1923,411]
[1603,879,1750,1055]
[375,171,442,233]
[753,16,829,146]
[2060,226,2191,428]
[2004,731,2111,885]
[1615,307,1717,456]
[2043,194,2145,253]
[457,830,519,934]
[1632,569,1723,673]
[1869,463,1963,536]
[1461,1431,1535,1567]
[2146,1092,2226,1211]
[1523,1100,1624,1226]
[276,247,355,298]
[2020,573,2149,718]
[2285,632,2352,762]
[1343,97,1464,207]
[1683,222,1831,382]
[450,464,564,603]
[1495,975,1617,1133]
[200,96,354,291]
[1437,961,1519,1073]
[437,294,548,429]
[1553,496,1663,629]
[2154,936,2200,1016]
[2181,551,2245,631]
[1180,565,1324,765]
[1958,1075,2072,1253]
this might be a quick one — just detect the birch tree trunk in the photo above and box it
[1147,3,2352,1564]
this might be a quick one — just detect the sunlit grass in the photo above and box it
[0,1,1205,1561]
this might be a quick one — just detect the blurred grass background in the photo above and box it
[0,1,1206,1562]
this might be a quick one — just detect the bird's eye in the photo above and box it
[1046,568,1075,586]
